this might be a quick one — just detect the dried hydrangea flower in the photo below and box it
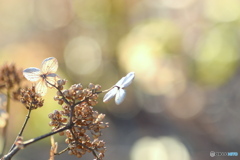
[0,63,24,90]
[23,57,59,96]
[103,72,135,105]
[20,86,44,110]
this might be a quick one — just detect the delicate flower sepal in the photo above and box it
[23,57,59,96]
[103,72,135,105]
[23,68,41,81]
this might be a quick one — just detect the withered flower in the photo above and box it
[23,57,59,96]
[20,86,44,110]
[0,63,24,90]
[49,82,108,159]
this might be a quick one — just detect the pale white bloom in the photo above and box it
[103,72,135,105]
[23,57,59,96]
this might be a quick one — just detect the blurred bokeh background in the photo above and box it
[1,0,240,160]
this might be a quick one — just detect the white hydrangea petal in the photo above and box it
[115,88,126,105]
[41,57,58,74]
[115,77,125,87]
[121,72,135,88]
[35,80,48,96]
[23,67,41,81]
[45,73,59,88]
[103,87,118,103]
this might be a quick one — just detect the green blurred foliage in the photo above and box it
[194,24,239,86]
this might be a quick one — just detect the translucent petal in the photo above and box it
[121,72,135,88]
[41,57,58,74]
[45,73,59,88]
[35,80,48,96]
[23,67,41,81]
[115,89,126,105]
[115,77,125,87]
[103,87,118,103]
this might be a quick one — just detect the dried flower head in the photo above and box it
[20,86,44,110]
[103,72,135,105]
[54,83,101,106]
[49,82,108,159]
[23,57,59,96]
[0,63,24,90]
[49,104,108,159]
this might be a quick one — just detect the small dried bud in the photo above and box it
[58,99,64,105]
[48,113,53,119]
[94,84,101,91]
[62,90,69,97]
[57,79,66,86]
[88,83,95,90]
[15,136,24,149]
[20,86,44,110]
[59,131,64,136]
[68,150,73,155]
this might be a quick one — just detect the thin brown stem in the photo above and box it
[9,108,32,152]
[45,81,75,125]
[46,81,70,106]
[2,125,70,160]
[54,147,69,155]
[95,86,115,94]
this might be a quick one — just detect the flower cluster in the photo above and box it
[0,64,24,128]
[49,81,108,159]
[52,104,108,159]
[54,82,101,106]
[19,86,44,110]
[0,63,24,90]
[17,57,135,160]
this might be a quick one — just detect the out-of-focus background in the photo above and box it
[1,0,240,160]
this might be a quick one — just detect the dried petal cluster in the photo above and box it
[0,63,24,90]
[49,81,108,159]
[54,82,101,106]
[20,86,44,110]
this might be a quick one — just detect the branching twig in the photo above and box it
[54,147,69,155]
[2,126,70,160]
[9,108,32,152]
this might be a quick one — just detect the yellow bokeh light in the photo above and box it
[64,36,102,76]
[204,0,240,22]
[131,136,190,160]
[193,25,239,86]
[162,0,195,9]
[118,20,185,96]
[34,0,73,30]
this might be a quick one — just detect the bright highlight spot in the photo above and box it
[64,36,102,76]
[131,136,190,160]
